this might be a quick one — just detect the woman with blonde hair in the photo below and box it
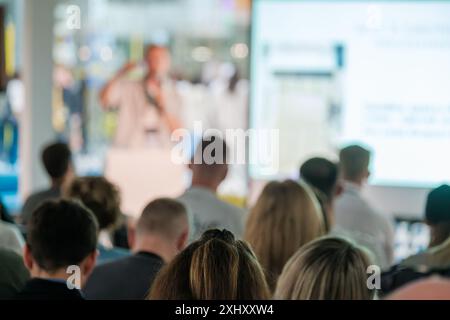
[148,229,270,300]
[274,237,375,300]
[245,180,325,291]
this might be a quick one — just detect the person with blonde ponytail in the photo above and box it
[148,229,270,300]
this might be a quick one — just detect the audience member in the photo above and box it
[148,229,270,300]
[245,180,325,291]
[21,142,74,225]
[0,219,24,255]
[65,176,130,264]
[334,145,395,269]
[16,200,98,300]
[300,157,342,232]
[381,185,450,295]
[387,277,450,300]
[274,237,375,300]
[84,198,189,300]
[178,136,244,241]
[0,248,30,299]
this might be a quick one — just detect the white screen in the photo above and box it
[250,0,450,187]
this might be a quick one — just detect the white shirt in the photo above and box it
[333,182,395,270]
[105,79,181,148]
[178,186,245,242]
[0,222,24,256]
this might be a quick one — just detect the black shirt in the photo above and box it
[15,278,84,300]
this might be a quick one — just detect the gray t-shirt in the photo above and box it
[178,187,245,242]
[0,222,24,255]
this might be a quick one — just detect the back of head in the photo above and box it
[274,237,374,300]
[425,184,450,247]
[27,199,98,273]
[339,145,371,182]
[41,142,72,180]
[148,229,270,300]
[244,180,325,291]
[191,135,229,184]
[300,157,339,202]
[137,198,188,241]
[65,176,121,231]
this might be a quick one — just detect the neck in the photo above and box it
[345,179,363,188]
[132,234,178,263]
[31,268,70,282]
[191,178,219,193]
[50,178,64,189]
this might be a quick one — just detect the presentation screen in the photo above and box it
[250,0,450,187]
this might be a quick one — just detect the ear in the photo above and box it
[220,164,229,181]
[335,182,344,197]
[23,245,34,271]
[177,228,189,251]
[80,250,98,280]
[127,223,136,249]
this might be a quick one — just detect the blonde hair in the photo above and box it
[274,237,374,300]
[244,180,325,291]
[148,229,270,300]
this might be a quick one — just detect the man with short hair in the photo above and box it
[21,142,74,225]
[16,200,98,300]
[65,176,130,264]
[84,198,189,300]
[300,157,342,231]
[334,145,395,269]
[178,136,244,241]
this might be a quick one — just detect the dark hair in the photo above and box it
[66,177,121,230]
[192,135,228,166]
[339,145,371,181]
[425,185,450,247]
[41,142,72,179]
[137,198,188,239]
[27,199,98,272]
[148,229,270,300]
[300,157,339,202]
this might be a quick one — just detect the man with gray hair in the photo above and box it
[333,145,395,270]
[84,198,189,300]
[178,135,245,241]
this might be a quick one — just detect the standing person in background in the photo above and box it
[100,45,182,148]
[300,157,342,232]
[178,136,245,241]
[334,145,395,270]
[1,72,24,165]
[84,198,189,300]
[65,176,130,264]
[245,180,325,292]
[21,142,74,226]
